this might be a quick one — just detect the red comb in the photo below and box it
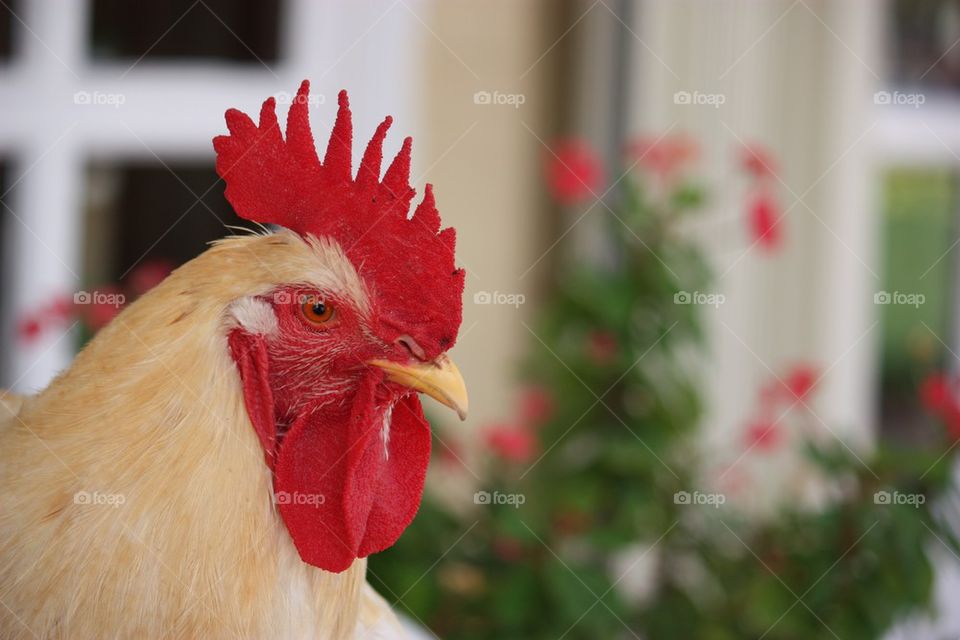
[214,81,464,358]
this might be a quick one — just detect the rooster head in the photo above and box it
[213,81,466,573]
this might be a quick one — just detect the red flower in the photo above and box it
[484,423,539,463]
[78,286,126,331]
[783,365,817,402]
[741,144,778,179]
[493,536,526,561]
[920,373,952,413]
[17,315,43,343]
[47,295,75,321]
[553,509,590,536]
[128,259,174,296]
[743,419,782,451]
[748,191,782,250]
[437,438,467,468]
[586,330,618,365]
[519,385,555,427]
[545,139,603,205]
[943,405,960,440]
[626,134,699,180]
[919,372,960,441]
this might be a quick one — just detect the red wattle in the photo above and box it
[272,371,431,573]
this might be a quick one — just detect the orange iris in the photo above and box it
[300,299,335,326]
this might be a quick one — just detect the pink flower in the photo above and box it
[748,192,782,250]
[47,295,75,321]
[626,134,699,180]
[16,293,79,344]
[484,423,539,463]
[545,139,603,205]
[743,420,782,451]
[17,315,43,343]
[741,144,779,179]
[519,385,555,427]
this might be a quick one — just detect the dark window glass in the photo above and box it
[90,0,281,63]
[891,0,960,88]
[0,1,14,61]
[83,162,256,288]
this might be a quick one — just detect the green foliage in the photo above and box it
[370,168,958,639]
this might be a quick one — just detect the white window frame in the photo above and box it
[0,0,421,391]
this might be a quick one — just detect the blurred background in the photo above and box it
[2,0,960,638]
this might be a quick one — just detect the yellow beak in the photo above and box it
[368,354,468,421]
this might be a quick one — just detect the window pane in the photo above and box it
[90,0,281,63]
[878,168,958,442]
[891,0,960,89]
[0,1,14,61]
[83,162,256,288]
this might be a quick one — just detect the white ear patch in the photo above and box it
[228,296,278,336]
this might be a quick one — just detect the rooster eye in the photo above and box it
[299,298,336,327]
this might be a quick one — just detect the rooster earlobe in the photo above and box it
[228,329,277,469]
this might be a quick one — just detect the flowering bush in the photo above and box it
[371,136,958,639]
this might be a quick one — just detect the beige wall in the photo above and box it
[417,1,555,442]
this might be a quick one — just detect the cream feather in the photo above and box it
[0,231,404,639]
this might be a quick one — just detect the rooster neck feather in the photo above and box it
[0,232,398,638]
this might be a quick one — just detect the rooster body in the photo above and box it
[0,235,400,637]
[0,83,465,638]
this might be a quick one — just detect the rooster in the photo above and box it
[0,80,467,639]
